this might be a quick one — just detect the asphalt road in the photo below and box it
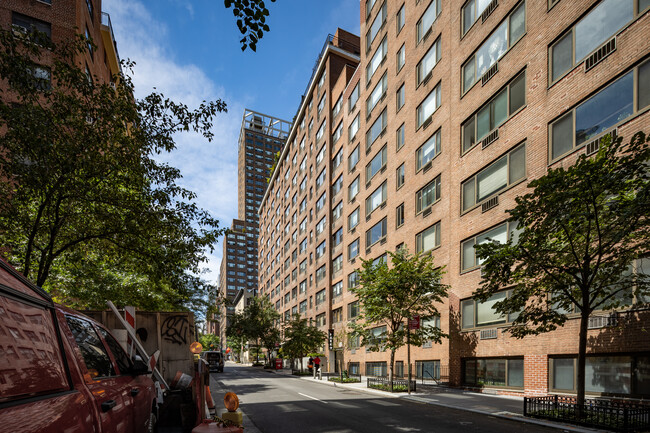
[211,364,557,433]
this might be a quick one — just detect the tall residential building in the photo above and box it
[1,0,122,86]
[259,1,650,398]
[212,110,290,346]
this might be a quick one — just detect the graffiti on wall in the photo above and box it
[161,315,189,346]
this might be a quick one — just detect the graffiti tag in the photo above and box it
[161,315,189,346]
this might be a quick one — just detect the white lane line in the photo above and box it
[298,392,328,404]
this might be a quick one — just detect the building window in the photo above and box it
[416,175,441,214]
[417,83,441,129]
[462,70,526,154]
[299,300,307,313]
[316,313,326,327]
[333,227,343,247]
[349,115,360,141]
[417,37,441,86]
[461,143,526,212]
[332,308,343,323]
[462,0,496,36]
[299,280,306,293]
[316,241,326,259]
[396,123,405,150]
[333,123,343,144]
[549,355,650,397]
[348,301,359,319]
[366,109,387,151]
[348,238,360,259]
[550,62,649,161]
[349,83,360,112]
[463,358,524,389]
[316,192,327,213]
[366,1,387,51]
[348,271,359,289]
[333,254,343,273]
[316,168,327,189]
[461,290,519,329]
[396,4,405,34]
[366,361,388,377]
[396,84,405,112]
[366,217,387,248]
[416,0,441,44]
[461,220,520,272]
[366,0,377,18]
[396,203,405,228]
[318,69,327,89]
[366,145,387,182]
[332,201,343,221]
[332,281,343,298]
[317,94,326,116]
[416,360,440,378]
[332,94,343,118]
[367,36,388,84]
[316,266,327,283]
[366,181,387,216]
[349,176,360,201]
[349,146,360,172]
[397,44,406,72]
[332,175,343,196]
[550,0,639,83]
[396,164,405,189]
[462,1,526,94]
[416,128,441,171]
[416,221,440,253]
[85,26,93,59]
[316,122,326,143]
[367,73,388,118]
[11,12,52,43]
[348,207,360,230]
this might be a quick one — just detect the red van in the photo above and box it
[0,259,158,433]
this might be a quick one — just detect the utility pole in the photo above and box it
[407,323,411,395]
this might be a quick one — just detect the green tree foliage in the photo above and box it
[225,311,247,360]
[199,333,220,351]
[282,314,326,371]
[0,31,225,311]
[350,248,448,386]
[223,0,276,51]
[475,132,650,410]
[225,296,280,364]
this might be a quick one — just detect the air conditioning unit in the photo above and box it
[585,37,616,72]
[480,328,497,340]
[481,128,499,149]
[481,0,499,22]
[481,62,499,86]
[481,195,499,213]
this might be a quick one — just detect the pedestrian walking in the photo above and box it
[314,356,321,372]
[308,356,314,374]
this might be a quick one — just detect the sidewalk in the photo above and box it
[270,368,600,433]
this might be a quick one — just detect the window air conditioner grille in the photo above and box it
[422,206,432,217]
[585,37,616,72]
[481,0,499,22]
[480,328,497,340]
[585,129,617,156]
[481,128,499,149]
[481,61,499,86]
[481,195,499,213]
[587,314,617,329]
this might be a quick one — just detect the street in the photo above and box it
[210,363,557,433]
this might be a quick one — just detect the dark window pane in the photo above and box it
[463,118,476,153]
[463,0,475,34]
[98,328,132,375]
[509,72,526,113]
[553,358,574,390]
[551,112,573,160]
[462,180,475,211]
[639,61,650,110]
[492,90,508,130]
[509,144,526,184]
[508,2,526,44]
[585,356,631,394]
[507,359,524,387]
[66,316,115,378]
[575,71,633,145]
[552,32,572,82]
[636,356,650,396]
[574,0,632,62]
[477,105,490,140]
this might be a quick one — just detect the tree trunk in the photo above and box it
[407,326,412,395]
[389,349,395,392]
[576,307,590,418]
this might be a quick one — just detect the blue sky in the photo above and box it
[103,0,361,284]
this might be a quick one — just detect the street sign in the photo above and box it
[408,315,420,330]
[328,329,334,350]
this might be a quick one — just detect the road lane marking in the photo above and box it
[298,392,328,404]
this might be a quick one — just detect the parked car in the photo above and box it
[202,351,224,372]
[0,259,158,433]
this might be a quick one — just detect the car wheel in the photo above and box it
[148,409,157,433]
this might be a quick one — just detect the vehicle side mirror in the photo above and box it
[131,358,150,375]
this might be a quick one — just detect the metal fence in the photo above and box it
[321,372,362,383]
[367,377,417,392]
[524,395,650,432]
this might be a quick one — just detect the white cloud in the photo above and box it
[104,0,242,285]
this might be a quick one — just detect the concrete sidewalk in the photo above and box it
[269,367,599,433]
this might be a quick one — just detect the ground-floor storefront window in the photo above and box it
[549,354,650,397]
[416,360,440,380]
[462,357,524,388]
[349,362,360,375]
[366,361,387,377]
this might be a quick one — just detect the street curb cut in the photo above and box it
[297,375,600,433]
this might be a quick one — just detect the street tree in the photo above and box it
[0,31,225,310]
[282,314,326,372]
[225,311,248,361]
[199,333,220,351]
[350,248,448,389]
[474,131,650,411]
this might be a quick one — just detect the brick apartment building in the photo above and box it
[1,0,122,87]
[209,110,290,345]
[259,0,650,399]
